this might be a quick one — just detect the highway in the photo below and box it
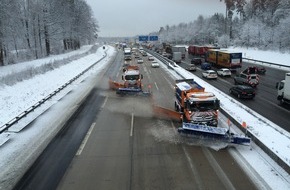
[180,54,290,132]
[13,48,261,190]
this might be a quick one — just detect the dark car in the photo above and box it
[229,85,255,99]
[257,66,266,74]
[201,62,211,70]
[191,58,202,65]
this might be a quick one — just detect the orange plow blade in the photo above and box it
[153,105,181,121]
[109,79,125,90]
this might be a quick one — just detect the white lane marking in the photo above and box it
[182,146,204,189]
[101,96,108,109]
[161,73,173,86]
[154,82,159,90]
[170,122,204,189]
[202,148,236,190]
[130,113,134,137]
[76,122,96,156]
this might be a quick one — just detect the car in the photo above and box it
[137,58,143,64]
[124,55,131,61]
[202,70,218,79]
[257,66,266,74]
[142,52,147,56]
[186,65,197,72]
[229,85,255,99]
[191,58,202,65]
[217,68,231,77]
[134,55,140,59]
[151,60,160,68]
[234,73,259,87]
[201,62,211,70]
[148,56,154,61]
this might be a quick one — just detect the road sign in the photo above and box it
[139,36,148,41]
[149,36,158,41]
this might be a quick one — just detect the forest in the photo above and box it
[1,0,290,66]
[156,0,290,51]
[0,0,98,66]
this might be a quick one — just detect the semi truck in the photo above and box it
[188,45,219,57]
[206,49,242,71]
[124,48,132,61]
[172,46,186,59]
[153,79,250,145]
[276,73,290,105]
[109,65,151,96]
[174,79,220,126]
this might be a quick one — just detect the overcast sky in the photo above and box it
[85,0,226,37]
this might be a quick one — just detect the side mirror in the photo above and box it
[122,76,124,80]
[141,74,143,79]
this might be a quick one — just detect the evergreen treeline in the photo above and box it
[0,0,98,66]
[156,0,290,51]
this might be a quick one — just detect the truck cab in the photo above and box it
[183,92,220,126]
[122,66,143,89]
[174,80,220,127]
[276,73,290,105]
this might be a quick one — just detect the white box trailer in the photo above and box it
[172,46,186,58]
[173,52,182,63]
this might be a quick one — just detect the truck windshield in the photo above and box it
[125,75,139,80]
[188,100,219,111]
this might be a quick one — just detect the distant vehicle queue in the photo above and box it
[119,43,269,101]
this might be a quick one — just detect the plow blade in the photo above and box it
[109,79,124,90]
[153,105,181,121]
[178,123,250,146]
[116,88,151,96]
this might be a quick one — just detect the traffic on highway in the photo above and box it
[11,44,290,190]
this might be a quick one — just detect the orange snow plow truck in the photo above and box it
[154,79,251,145]
[154,79,220,125]
[109,65,151,96]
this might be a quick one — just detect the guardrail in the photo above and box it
[243,58,290,69]
[0,50,107,134]
[145,48,290,174]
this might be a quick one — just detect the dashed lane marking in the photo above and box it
[76,122,95,156]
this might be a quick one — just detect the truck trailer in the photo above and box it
[172,52,182,63]
[206,50,242,71]
[172,46,186,59]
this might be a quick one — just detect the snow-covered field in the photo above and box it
[0,45,290,189]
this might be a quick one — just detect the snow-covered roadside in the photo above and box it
[0,46,116,190]
[0,45,96,78]
[227,47,290,71]
[0,45,289,189]
[0,45,103,127]
[155,57,290,189]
